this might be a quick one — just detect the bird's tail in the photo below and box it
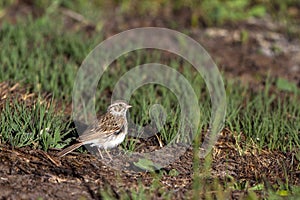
[56,142,83,157]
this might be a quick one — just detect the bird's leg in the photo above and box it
[97,147,103,159]
[104,148,113,161]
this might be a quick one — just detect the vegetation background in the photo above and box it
[0,0,299,199]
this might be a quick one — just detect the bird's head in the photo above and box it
[107,100,132,116]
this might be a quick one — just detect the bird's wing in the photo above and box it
[78,114,125,142]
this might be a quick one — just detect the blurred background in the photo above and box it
[1,0,299,95]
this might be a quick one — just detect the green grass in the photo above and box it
[0,98,73,151]
[226,77,300,152]
[0,13,299,153]
[0,15,102,101]
[1,0,298,28]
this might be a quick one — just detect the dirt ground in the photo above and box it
[0,131,299,199]
[0,2,300,200]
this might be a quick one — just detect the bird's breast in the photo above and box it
[103,133,126,149]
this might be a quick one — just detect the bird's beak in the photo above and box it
[127,105,132,108]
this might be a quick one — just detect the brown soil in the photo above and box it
[0,2,300,200]
[0,130,299,199]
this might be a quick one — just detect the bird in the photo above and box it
[57,100,132,160]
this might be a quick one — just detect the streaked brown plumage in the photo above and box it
[57,100,131,159]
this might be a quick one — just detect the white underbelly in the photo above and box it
[89,133,126,149]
